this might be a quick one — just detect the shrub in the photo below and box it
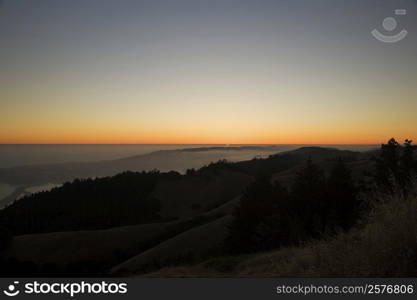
[238,181,417,277]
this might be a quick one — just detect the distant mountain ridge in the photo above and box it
[0,146,378,276]
[0,146,370,234]
[0,145,294,185]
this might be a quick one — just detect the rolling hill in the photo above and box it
[0,146,379,276]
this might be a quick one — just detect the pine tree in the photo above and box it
[290,157,326,236]
[374,138,401,191]
[327,158,359,230]
[399,139,415,188]
[374,138,415,193]
[227,174,291,253]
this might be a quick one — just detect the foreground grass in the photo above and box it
[146,186,417,277]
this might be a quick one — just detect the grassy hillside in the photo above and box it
[145,183,417,277]
[0,146,373,277]
[0,214,224,276]
[1,221,178,273]
[111,215,233,276]
[1,146,363,236]
[0,169,251,235]
[153,170,252,219]
[1,142,413,277]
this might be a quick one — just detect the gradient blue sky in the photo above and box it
[0,0,416,144]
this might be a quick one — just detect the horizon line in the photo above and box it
[0,143,380,146]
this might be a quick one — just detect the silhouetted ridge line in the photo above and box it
[118,145,281,161]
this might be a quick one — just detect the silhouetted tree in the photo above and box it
[326,158,359,230]
[227,174,292,253]
[374,138,416,193]
[399,139,415,188]
[227,155,363,254]
[290,157,327,235]
[186,168,197,176]
[0,171,162,234]
[373,138,400,190]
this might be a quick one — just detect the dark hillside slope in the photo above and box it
[0,172,162,235]
[0,221,179,274]
[234,147,365,176]
[152,170,252,219]
[0,169,251,236]
[0,147,370,237]
[110,215,234,276]
[0,146,381,277]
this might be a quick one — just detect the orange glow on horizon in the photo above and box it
[0,134,414,146]
[1,117,415,145]
[1,1,416,149]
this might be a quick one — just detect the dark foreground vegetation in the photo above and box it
[0,171,163,234]
[227,138,416,255]
[0,138,416,277]
[227,157,359,254]
[147,183,417,277]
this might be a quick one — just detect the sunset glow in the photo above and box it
[1,0,416,145]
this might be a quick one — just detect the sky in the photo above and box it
[0,0,416,144]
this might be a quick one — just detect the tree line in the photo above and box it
[227,138,416,254]
[0,171,162,235]
[0,138,415,259]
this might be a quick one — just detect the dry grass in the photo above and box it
[238,185,417,277]
[111,215,234,276]
[0,221,181,268]
[148,183,417,277]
